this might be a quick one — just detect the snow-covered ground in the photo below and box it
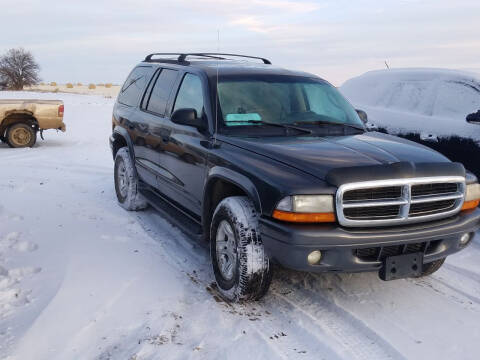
[340,68,480,139]
[1,91,480,360]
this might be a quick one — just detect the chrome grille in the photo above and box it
[336,177,465,227]
[409,199,457,217]
[411,183,458,197]
[344,205,401,219]
[343,186,402,201]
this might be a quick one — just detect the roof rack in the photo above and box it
[144,53,272,65]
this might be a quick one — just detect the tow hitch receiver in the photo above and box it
[379,252,423,281]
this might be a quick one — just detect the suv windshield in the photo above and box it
[217,75,364,132]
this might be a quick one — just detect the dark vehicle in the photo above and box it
[110,53,480,302]
[467,110,480,125]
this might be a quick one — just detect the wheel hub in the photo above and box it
[117,160,129,198]
[11,127,31,146]
[216,220,237,281]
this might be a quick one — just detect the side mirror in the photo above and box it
[171,108,207,130]
[466,110,480,125]
[356,109,368,124]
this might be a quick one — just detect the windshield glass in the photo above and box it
[217,75,364,130]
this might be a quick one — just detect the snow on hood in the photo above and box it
[340,68,480,139]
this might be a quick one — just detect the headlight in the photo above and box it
[273,195,335,223]
[462,183,480,210]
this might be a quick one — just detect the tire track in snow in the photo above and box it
[430,277,480,305]
[408,275,480,307]
[205,283,345,359]
[443,263,480,283]
[246,307,341,360]
[227,291,347,360]
[267,280,405,360]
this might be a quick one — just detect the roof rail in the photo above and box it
[144,53,272,65]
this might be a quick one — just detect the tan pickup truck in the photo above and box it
[0,99,66,148]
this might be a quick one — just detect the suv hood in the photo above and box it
[221,132,452,181]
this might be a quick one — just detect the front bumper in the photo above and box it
[260,208,480,273]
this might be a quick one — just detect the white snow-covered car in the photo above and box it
[340,68,480,179]
[340,68,480,139]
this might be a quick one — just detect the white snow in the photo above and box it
[1,91,480,359]
[340,68,480,139]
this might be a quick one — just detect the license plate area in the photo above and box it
[379,252,423,281]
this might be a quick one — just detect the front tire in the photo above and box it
[210,196,272,302]
[417,258,446,277]
[6,123,36,148]
[114,147,148,211]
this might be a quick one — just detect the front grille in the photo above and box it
[355,240,442,261]
[343,186,402,201]
[336,177,465,227]
[411,183,458,197]
[409,199,457,217]
[344,205,400,219]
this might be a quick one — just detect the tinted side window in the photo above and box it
[146,69,178,116]
[173,74,204,117]
[118,66,153,107]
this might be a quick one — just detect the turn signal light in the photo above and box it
[461,200,479,211]
[272,210,336,223]
[58,104,64,117]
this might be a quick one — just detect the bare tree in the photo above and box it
[0,48,40,90]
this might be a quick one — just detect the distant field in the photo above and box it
[26,83,121,98]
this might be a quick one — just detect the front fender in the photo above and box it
[205,166,262,213]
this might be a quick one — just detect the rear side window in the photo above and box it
[118,66,153,107]
[173,74,204,117]
[146,69,178,116]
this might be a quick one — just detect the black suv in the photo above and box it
[110,53,480,302]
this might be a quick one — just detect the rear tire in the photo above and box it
[417,258,446,277]
[210,196,272,302]
[114,147,148,211]
[6,123,36,148]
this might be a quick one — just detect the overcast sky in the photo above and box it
[1,0,479,86]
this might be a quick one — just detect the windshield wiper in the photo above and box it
[248,120,313,134]
[294,120,365,132]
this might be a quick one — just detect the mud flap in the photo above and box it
[379,252,423,281]
[40,129,44,140]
